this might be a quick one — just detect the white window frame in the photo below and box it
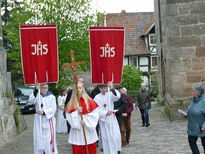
[150,46,157,54]
[149,34,156,46]
[129,56,138,68]
[139,57,149,66]
[123,57,128,66]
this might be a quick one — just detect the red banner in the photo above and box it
[20,25,58,84]
[89,27,125,84]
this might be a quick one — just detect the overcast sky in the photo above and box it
[91,0,154,13]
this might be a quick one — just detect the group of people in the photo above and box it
[28,76,142,154]
[28,77,205,154]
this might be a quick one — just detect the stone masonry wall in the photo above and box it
[0,52,17,147]
[154,0,205,120]
[0,0,17,146]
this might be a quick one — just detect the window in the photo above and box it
[151,56,157,68]
[139,57,148,65]
[129,57,138,67]
[150,46,157,54]
[149,34,156,46]
[139,57,149,72]
[123,57,128,66]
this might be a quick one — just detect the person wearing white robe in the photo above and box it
[65,82,105,154]
[29,83,58,154]
[56,89,67,134]
[94,82,121,154]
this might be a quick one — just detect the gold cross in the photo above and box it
[63,50,84,94]
[63,50,84,109]
[63,50,84,77]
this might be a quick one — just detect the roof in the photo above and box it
[105,11,154,56]
[141,23,155,36]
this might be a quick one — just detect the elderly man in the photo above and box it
[121,87,133,146]
[135,83,151,127]
[114,85,127,128]
[29,83,58,154]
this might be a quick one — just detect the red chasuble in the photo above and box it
[65,97,99,154]
[65,97,98,114]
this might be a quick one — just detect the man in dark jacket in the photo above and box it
[121,87,133,146]
[135,83,151,127]
[91,85,100,99]
[114,85,127,128]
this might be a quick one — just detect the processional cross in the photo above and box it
[63,50,89,154]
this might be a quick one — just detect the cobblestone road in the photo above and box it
[0,102,203,154]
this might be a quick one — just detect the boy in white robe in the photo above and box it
[29,83,58,154]
[56,89,67,133]
[94,82,121,154]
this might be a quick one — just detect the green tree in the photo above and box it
[27,0,98,69]
[121,65,143,99]
[3,0,100,92]
[2,0,33,88]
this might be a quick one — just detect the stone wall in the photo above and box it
[154,0,205,120]
[0,52,17,146]
[0,0,22,146]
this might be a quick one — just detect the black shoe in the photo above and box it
[141,124,145,127]
[126,140,129,145]
[118,151,121,154]
[101,148,103,152]
[146,123,150,127]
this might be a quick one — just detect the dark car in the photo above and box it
[14,86,35,113]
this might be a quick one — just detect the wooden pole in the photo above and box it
[63,50,89,154]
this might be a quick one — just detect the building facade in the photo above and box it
[105,11,157,86]
[154,0,205,120]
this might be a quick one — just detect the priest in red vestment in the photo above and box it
[65,82,100,154]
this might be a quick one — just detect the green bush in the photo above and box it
[150,71,159,98]
[121,65,143,92]
[13,107,21,128]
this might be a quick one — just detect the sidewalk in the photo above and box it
[0,102,203,154]
[121,102,202,154]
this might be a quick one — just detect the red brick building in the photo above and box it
[105,10,157,85]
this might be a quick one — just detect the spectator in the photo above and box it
[114,85,127,128]
[182,83,205,154]
[135,83,151,127]
[121,87,133,146]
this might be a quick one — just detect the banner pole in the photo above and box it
[108,86,112,135]
[34,6,42,138]
[103,11,113,136]
[38,85,42,138]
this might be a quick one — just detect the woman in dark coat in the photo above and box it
[182,83,205,154]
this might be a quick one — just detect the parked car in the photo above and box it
[14,86,35,113]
